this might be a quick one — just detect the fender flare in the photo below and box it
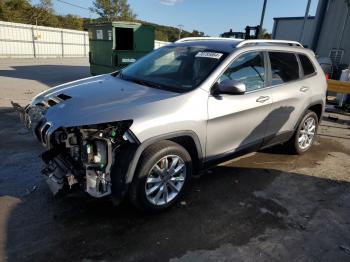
[293,99,325,130]
[125,130,203,183]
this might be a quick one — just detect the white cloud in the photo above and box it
[159,0,182,6]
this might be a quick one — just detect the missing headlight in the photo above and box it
[41,120,135,198]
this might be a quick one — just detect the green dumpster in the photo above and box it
[88,21,155,75]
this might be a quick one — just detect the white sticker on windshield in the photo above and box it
[195,52,223,59]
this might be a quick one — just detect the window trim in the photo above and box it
[295,53,303,78]
[297,53,317,78]
[266,50,301,88]
[245,51,270,94]
[209,49,319,95]
[210,50,269,95]
[266,51,318,89]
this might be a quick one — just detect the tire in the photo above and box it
[288,110,318,154]
[129,140,192,212]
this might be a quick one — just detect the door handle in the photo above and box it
[300,86,310,92]
[256,96,270,103]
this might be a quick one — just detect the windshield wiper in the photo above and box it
[111,70,121,77]
[119,74,179,92]
[126,78,165,89]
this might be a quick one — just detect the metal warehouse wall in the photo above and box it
[315,0,350,66]
[272,17,315,48]
[0,21,89,58]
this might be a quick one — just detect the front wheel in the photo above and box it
[129,140,192,212]
[289,110,319,154]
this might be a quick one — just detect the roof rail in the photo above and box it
[175,37,240,43]
[236,39,303,48]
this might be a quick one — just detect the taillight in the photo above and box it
[325,73,329,80]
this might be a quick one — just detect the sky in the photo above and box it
[34,0,319,36]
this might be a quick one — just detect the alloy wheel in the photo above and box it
[298,116,316,150]
[145,155,186,206]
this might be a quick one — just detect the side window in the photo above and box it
[299,54,315,76]
[219,51,265,92]
[268,52,300,85]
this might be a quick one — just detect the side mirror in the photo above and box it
[212,79,246,95]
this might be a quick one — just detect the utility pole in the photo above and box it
[57,0,91,11]
[299,0,312,43]
[178,24,184,40]
[57,0,98,22]
[259,0,267,38]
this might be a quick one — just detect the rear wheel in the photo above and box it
[129,140,192,211]
[289,110,318,154]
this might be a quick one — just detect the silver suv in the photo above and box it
[20,38,326,211]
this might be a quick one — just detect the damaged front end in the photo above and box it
[14,98,138,199]
[39,120,136,198]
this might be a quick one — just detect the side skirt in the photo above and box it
[201,130,294,170]
[202,140,262,170]
[260,130,294,150]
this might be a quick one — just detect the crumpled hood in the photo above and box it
[31,74,181,129]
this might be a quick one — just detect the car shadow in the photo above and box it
[235,106,296,159]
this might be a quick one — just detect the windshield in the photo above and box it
[120,45,228,92]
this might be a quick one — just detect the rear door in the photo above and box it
[206,51,273,160]
[263,51,313,145]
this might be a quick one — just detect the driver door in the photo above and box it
[206,51,273,160]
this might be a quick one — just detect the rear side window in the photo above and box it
[268,52,300,85]
[299,54,315,76]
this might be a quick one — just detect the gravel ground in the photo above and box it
[0,59,350,262]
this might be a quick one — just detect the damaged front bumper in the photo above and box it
[40,136,114,198]
[12,101,136,199]
[41,154,73,195]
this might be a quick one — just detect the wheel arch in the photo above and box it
[307,103,323,121]
[125,131,203,184]
[294,100,324,130]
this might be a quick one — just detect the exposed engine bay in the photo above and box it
[39,120,136,198]
[12,98,139,199]
[42,119,135,198]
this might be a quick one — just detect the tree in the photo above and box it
[37,0,53,11]
[29,0,58,26]
[191,30,205,37]
[0,0,32,23]
[0,0,207,39]
[58,14,84,30]
[90,0,136,22]
[260,28,271,39]
[155,30,168,42]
